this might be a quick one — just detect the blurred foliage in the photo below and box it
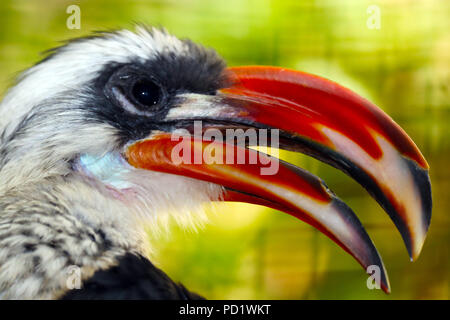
[0,0,448,299]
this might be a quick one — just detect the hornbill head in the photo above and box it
[0,26,431,297]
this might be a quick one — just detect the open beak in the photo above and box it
[125,66,432,293]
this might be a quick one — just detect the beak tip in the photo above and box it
[393,158,432,262]
[380,266,391,294]
[410,236,427,262]
[403,231,425,262]
[375,263,391,294]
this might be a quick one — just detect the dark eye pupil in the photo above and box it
[132,80,161,107]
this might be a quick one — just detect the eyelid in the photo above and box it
[111,87,155,117]
[119,74,132,80]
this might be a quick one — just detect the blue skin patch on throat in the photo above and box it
[78,153,134,189]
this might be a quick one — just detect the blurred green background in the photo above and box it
[0,0,448,299]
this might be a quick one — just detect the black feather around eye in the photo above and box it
[102,64,169,116]
[90,39,227,143]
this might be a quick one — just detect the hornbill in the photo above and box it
[0,26,431,299]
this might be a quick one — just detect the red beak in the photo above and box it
[125,66,432,293]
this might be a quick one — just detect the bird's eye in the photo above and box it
[131,80,162,108]
[105,66,167,116]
